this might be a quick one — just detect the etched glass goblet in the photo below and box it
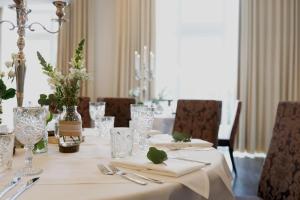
[14,107,47,176]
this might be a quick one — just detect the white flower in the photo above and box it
[5,61,13,68]
[129,87,140,97]
[0,71,5,78]
[8,70,15,78]
[11,53,17,60]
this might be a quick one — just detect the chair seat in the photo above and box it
[235,195,262,200]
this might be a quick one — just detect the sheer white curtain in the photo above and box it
[155,0,239,124]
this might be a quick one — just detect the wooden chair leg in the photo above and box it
[229,147,237,175]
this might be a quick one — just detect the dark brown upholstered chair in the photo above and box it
[173,100,222,147]
[237,102,300,200]
[218,100,242,174]
[97,97,136,127]
[77,97,91,128]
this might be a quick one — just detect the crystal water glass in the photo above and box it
[96,116,115,137]
[138,108,154,150]
[89,102,106,129]
[0,132,15,173]
[110,128,134,158]
[14,107,47,176]
[130,105,154,150]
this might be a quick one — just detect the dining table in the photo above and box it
[0,129,234,200]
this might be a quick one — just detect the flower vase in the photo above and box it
[58,106,82,153]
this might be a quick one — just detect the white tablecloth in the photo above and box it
[0,129,234,200]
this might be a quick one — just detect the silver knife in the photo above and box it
[7,177,39,200]
[0,177,21,198]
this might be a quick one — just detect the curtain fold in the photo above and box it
[113,0,156,99]
[238,0,300,153]
[57,0,95,99]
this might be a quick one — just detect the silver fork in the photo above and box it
[107,164,163,184]
[97,164,114,175]
[108,164,148,185]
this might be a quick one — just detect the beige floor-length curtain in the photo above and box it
[57,0,95,99]
[238,0,300,153]
[113,0,156,100]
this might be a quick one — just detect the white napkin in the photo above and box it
[110,153,211,198]
[110,154,205,177]
[149,134,213,150]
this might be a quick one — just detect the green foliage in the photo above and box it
[0,79,15,100]
[147,147,168,164]
[74,39,85,67]
[37,51,53,73]
[38,94,63,113]
[172,131,191,142]
[34,139,46,151]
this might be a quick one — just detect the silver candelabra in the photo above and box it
[134,46,155,103]
[0,0,68,106]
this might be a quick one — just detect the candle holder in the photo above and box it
[0,0,69,106]
[134,46,155,103]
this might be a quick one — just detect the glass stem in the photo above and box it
[24,145,34,170]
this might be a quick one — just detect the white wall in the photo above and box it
[92,0,117,99]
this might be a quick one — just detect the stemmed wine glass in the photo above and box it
[14,107,47,176]
[89,102,106,133]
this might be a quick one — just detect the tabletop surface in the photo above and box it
[0,129,234,200]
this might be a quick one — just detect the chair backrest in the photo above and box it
[77,97,91,128]
[173,100,222,147]
[97,97,136,127]
[258,102,300,199]
[229,100,242,148]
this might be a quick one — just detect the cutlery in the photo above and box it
[170,157,211,165]
[6,177,39,200]
[108,165,148,186]
[127,171,164,184]
[97,164,114,175]
[0,177,21,198]
[103,164,163,184]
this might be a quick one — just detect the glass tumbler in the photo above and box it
[110,128,134,158]
[96,116,115,137]
[0,132,15,173]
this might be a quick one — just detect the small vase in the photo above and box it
[58,106,82,153]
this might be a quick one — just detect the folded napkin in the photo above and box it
[148,134,213,150]
[110,154,205,177]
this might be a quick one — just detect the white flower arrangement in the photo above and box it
[37,39,89,109]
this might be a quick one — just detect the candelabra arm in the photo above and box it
[27,22,62,34]
[0,20,17,30]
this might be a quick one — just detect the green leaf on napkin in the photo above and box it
[147,147,168,164]
[172,131,191,142]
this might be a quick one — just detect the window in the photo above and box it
[0,4,57,129]
[155,0,239,124]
